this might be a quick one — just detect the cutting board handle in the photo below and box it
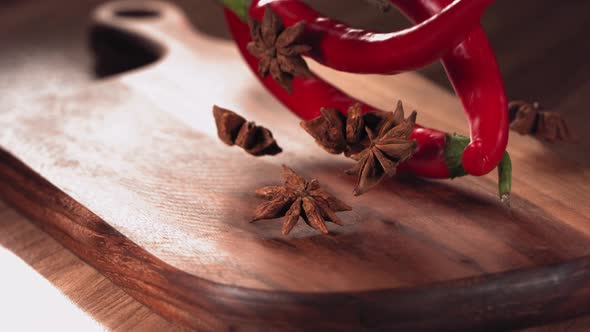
[91,0,202,78]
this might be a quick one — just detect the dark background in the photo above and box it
[2,0,590,107]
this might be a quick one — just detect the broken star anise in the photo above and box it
[301,101,418,196]
[253,165,351,236]
[213,105,282,156]
[247,6,312,93]
[508,100,574,143]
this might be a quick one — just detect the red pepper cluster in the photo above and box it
[222,0,511,201]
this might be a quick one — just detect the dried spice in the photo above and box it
[247,6,312,93]
[253,165,351,235]
[302,101,418,195]
[299,108,347,154]
[509,101,573,143]
[213,105,282,156]
[346,103,364,144]
[364,0,392,12]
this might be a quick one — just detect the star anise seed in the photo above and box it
[253,165,351,236]
[255,185,287,199]
[252,194,294,221]
[301,197,329,234]
[213,105,282,156]
[282,197,302,235]
[346,103,365,144]
[247,6,312,93]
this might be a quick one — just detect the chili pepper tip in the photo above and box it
[501,194,510,207]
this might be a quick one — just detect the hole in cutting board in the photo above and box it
[89,25,163,78]
[114,8,160,19]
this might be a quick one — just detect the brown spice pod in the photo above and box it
[508,100,575,143]
[213,105,282,156]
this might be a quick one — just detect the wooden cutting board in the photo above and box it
[1,1,589,330]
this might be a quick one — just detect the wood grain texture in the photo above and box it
[1,0,590,331]
[0,201,184,331]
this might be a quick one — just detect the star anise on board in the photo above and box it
[301,101,417,195]
[247,6,312,93]
[213,105,282,156]
[509,100,574,143]
[253,165,352,236]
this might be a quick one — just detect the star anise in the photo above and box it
[301,101,418,195]
[508,100,574,143]
[253,165,351,236]
[247,6,312,93]
[298,107,348,154]
[213,105,282,156]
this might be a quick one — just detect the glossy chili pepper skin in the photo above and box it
[248,0,495,75]
[397,127,450,178]
[390,0,509,176]
[225,8,449,179]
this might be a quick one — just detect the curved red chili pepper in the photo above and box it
[248,0,495,75]
[389,0,509,176]
[224,9,511,201]
[246,0,508,177]
[246,0,509,177]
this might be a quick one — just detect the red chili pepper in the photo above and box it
[242,0,509,177]
[389,0,509,177]
[247,0,495,75]
[224,9,512,202]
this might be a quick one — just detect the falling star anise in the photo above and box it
[213,105,282,156]
[301,101,418,195]
[509,100,574,143]
[247,6,312,93]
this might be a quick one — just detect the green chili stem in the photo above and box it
[445,133,512,204]
[497,152,512,206]
[220,0,250,21]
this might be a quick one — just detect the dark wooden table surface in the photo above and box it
[1,0,589,330]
